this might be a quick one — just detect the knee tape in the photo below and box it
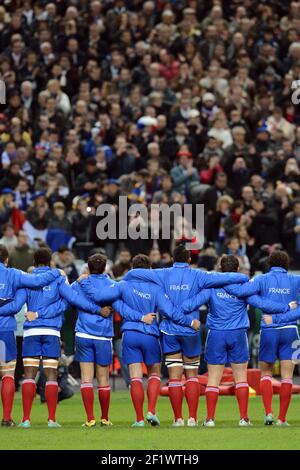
[42,359,58,370]
[165,358,183,368]
[23,358,40,368]
[0,360,16,373]
[183,360,200,370]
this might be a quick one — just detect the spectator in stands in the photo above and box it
[0,0,300,273]
[9,229,34,271]
[0,222,17,253]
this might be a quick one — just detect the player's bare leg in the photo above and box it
[146,363,161,426]
[183,355,200,427]
[232,362,251,426]
[96,364,112,426]
[165,353,184,426]
[128,363,145,427]
[43,358,60,427]
[0,360,16,427]
[277,360,295,426]
[259,361,275,424]
[19,358,39,427]
[203,364,224,427]
[80,362,96,427]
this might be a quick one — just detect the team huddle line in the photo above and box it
[0,244,299,428]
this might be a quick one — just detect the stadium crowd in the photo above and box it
[1,0,300,274]
[2,0,300,430]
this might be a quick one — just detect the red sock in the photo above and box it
[80,383,95,422]
[22,379,36,422]
[168,380,183,421]
[98,385,111,420]
[147,374,161,414]
[279,379,293,422]
[260,375,273,415]
[205,386,219,421]
[185,377,200,420]
[1,375,15,421]
[130,377,144,422]
[235,382,249,419]
[45,381,58,422]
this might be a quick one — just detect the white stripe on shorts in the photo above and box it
[76,332,112,342]
[23,328,60,338]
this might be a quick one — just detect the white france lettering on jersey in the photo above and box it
[217,292,237,300]
[43,285,52,291]
[169,284,189,291]
[268,288,290,294]
[133,288,151,299]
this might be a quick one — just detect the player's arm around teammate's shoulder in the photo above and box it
[79,276,121,304]
[123,267,165,286]
[199,269,249,289]
[14,266,61,289]
[223,275,261,297]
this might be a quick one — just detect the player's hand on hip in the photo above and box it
[263,315,273,325]
[26,311,38,322]
[191,319,201,330]
[142,313,156,325]
[100,306,112,318]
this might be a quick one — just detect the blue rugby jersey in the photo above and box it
[80,273,195,336]
[75,274,148,338]
[0,267,101,332]
[121,263,248,335]
[224,267,300,329]
[179,287,290,330]
[0,263,60,332]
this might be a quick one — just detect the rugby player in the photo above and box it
[0,248,109,428]
[223,251,300,426]
[179,255,292,427]
[73,253,163,428]
[118,245,249,426]
[0,244,60,427]
[80,253,199,427]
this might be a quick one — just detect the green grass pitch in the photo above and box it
[1,391,300,450]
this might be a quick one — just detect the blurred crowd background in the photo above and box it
[1,0,300,280]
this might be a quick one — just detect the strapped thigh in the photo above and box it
[183,358,200,370]
[42,358,58,369]
[23,357,40,368]
[165,357,183,368]
[0,359,16,374]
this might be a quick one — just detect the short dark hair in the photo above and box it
[88,253,107,274]
[132,254,151,269]
[173,244,190,263]
[0,244,9,263]
[268,250,289,271]
[34,247,52,266]
[220,254,239,272]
